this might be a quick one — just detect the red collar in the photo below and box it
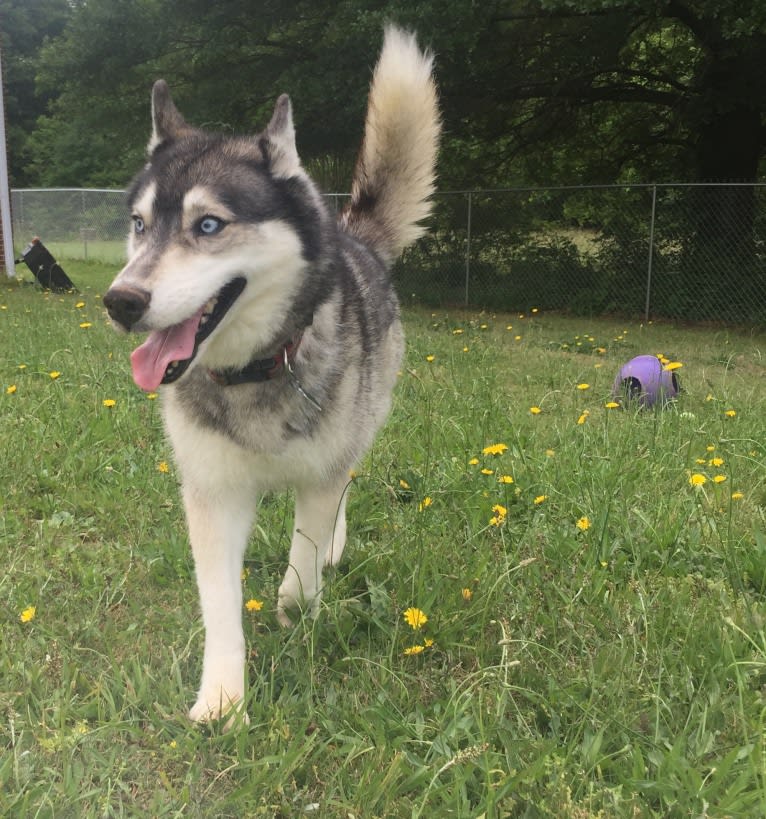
[207,331,304,386]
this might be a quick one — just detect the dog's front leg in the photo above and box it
[277,479,349,625]
[183,483,254,724]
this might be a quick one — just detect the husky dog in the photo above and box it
[103,26,439,723]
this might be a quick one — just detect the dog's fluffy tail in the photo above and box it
[340,26,440,267]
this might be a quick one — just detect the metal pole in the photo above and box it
[464,191,472,306]
[81,190,88,260]
[645,184,657,322]
[0,45,16,277]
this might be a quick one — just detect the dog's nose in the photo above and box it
[103,286,151,331]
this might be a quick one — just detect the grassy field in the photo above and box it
[14,240,127,267]
[1,260,765,817]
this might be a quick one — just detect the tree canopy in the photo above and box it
[3,0,766,189]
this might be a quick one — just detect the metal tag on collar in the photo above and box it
[283,348,322,412]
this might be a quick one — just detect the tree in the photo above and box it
[426,0,766,186]
[8,0,766,191]
[1,0,71,186]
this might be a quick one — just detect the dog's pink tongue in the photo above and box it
[130,308,204,391]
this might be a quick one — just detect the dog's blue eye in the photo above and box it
[133,216,145,234]
[197,216,224,236]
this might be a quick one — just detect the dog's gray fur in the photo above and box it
[104,26,439,723]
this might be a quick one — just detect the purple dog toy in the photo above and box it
[613,355,680,408]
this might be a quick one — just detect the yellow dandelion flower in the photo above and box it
[157,461,170,473]
[17,364,27,370]
[49,371,61,380]
[689,473,707,487]
[102,398,116,408]
[577,412,589,425]
[423,638,434,648]
[418,496,433,511]
[146,392,158,400]
[695,458,707,465]
[480,468,494,476]
[709,457,724,467]
[506,325,513,331]
[576,516,591,531]
[489,503,507,526]
[79,322,92,329]
[403,607,428,629]
[241,567,250,580]
[482,443,508,456]
[425,354,435,363]
[461,588,473,601]
[399,479,411,490]
[725,410,736,418]
[529,406,542,415]
[713,475,727,483]
[731,492,744,500]
[75,301,85,308]
[245,598,263,612]
[605,401,619,409]
[20,605,36,623]
[533,495,547,505]
[6,384,17,395]
[468,457,479,466]
[576,383,590,391]
[404,644,425,656]
[452,328,464,335]
[706,445,716,452]
[531,307,538,313]
[497,475,514,484]
[514,335,522,341]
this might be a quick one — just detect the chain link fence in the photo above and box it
[10,185,766,323]
[396,184,766,323]
[11,188,128,264]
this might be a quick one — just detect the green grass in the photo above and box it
[14,240,127,267]
[1,261,765,817]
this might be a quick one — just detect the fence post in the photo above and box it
[645,184,657,322]
[464,191,472,306]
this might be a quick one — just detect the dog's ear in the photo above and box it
[260,94,301,178]
[148,80,191,154]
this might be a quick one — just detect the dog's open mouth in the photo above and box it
[130,277,246,391]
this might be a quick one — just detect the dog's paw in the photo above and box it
[189,689,249,728]
[189,697,250,731]
[276,603,296,628]
[277,588,321,627]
